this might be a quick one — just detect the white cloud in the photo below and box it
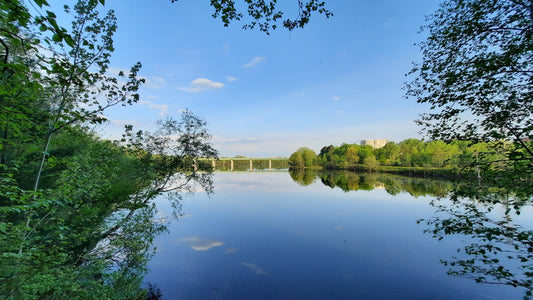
[144,76,166,89]
[242,56,266,68]
[226,75,238,82]
[179,78,225,92]
[109,119,139,126]
[108,68,166,89]
[107,67,129,77]
[332,96,340,100]
[138,100,169,115]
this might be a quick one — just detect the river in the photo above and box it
[143,171,531,299]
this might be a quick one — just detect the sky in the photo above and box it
[55,0,442,157]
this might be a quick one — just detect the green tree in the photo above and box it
[289,150,304,169]
[171,0,333,34]
[406,0,533,175]
[374,142,400,165]
[356,145,375,164]
[345,145,359,166]
[422,140,451,167]
[288,147,316,169]
[318,145,338,169]
[408,1,533,296]
[0,1,219,298]
[399,138,424,167]
[362,155,379,172]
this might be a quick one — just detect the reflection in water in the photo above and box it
[242,262,268,275]
[421,194,533,298]
[179,236,224,251]
[289,168,317,186]
[146,172,528,299]
[289,169,452,197]
[289,170,533,298]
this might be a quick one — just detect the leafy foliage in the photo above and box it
[420,195,533,298]
[291,139,501,173]
[407,1,533,296]
[0,1,217,299]
[406,0,533,189]
[407,0,533,144]
[170,0,333,34]
[288,147,317,169]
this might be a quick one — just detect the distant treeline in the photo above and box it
[288,139,511,174]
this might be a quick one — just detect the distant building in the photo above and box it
[360,139,388,149]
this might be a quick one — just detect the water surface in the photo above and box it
[145,172,525,299]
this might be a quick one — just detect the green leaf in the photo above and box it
[34,0,50,8]
[65,37,74,47]
[45,10,56,18]
[52,33,62,42]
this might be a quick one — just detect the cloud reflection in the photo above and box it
[225,248,238,254]
[179,236,224,251]
[242,262,268,275]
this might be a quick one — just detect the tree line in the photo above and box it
[288,139,507,172]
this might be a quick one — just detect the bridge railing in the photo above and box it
[200,158,289,171]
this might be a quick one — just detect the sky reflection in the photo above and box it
[241,262,268,275]
[178,237,224,251]
[145,172,524,300]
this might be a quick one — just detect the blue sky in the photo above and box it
[73,0,440,157]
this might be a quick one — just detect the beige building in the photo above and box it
[360,139,388,149]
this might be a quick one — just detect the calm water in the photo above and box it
[144,172,527,299]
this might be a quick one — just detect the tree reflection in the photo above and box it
[289,169,452,197]
[0,111,216,299]
[289,169,317,186]
[420,188,533,298]
[289,170,533,297]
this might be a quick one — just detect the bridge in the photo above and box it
[201,157,289,171]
